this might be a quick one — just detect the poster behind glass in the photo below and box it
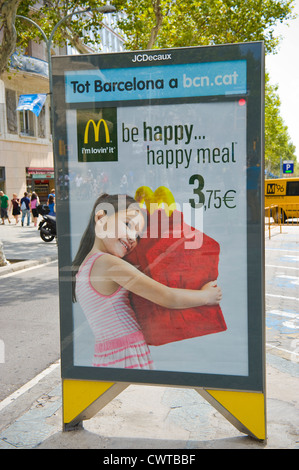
[52,43,264,391]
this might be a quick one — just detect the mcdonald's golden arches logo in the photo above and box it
[135,186,176,217]
[84,119,111,144]
[77,108,118,163]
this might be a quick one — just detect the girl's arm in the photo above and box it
[93,254,221,309]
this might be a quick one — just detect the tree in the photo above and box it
[1,0,296,77]
[265,74,296,175]
[0,0,22,76]
[0,0,112,77]
[112,0,295,52]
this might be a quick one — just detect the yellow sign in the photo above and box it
[84,119,110,144]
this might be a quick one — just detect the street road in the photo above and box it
[0,261,60,401]
[265,239,299,362]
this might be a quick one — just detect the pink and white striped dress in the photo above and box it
[76,252,154,369]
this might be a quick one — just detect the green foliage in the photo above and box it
[15,0,110,53]
[12,0,296,54]
[265,74,296,175]
[112,0,295,53]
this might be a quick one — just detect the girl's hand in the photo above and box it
[201,281,222,305]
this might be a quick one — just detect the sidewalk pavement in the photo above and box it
[0,221,57,275]
[0,222,298,449]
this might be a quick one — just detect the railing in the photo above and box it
[265,205,281,239]
[265,204,299,239]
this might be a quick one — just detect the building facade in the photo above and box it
[0,53,53,203]
[0,8,125,203]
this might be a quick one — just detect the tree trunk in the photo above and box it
[0,0,22,77]
[147,0,163,49]
[0,240,9,267]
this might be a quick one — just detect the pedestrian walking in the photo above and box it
[20,191,31,226]
[9,193,21,224]
[47,188,55,202]
[30,192,40,227]
[0,190,11,224]
[47,194,56,216]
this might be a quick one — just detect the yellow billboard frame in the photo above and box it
[62,378,266,441]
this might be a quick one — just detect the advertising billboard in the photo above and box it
[52,43,265,392]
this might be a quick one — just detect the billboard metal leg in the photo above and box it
[196,388,267,442]
[63,420,84,432]
[62,379,129,432]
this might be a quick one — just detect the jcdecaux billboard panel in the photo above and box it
[52,43,265,392]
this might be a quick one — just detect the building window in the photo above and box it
[5,88,49,139]
[0,167,5,192]
[19,109,35,136]
[286,181,299,196]
[5,89,17,134]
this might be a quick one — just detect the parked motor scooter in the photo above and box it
[37,204,56,242]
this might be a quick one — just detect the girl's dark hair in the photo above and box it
[72,193,140,302]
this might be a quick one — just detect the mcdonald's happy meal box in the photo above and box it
[125,186,227,346]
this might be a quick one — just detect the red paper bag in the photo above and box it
[125,209,227,346]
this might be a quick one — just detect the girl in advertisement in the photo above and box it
[72,193,222,370]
